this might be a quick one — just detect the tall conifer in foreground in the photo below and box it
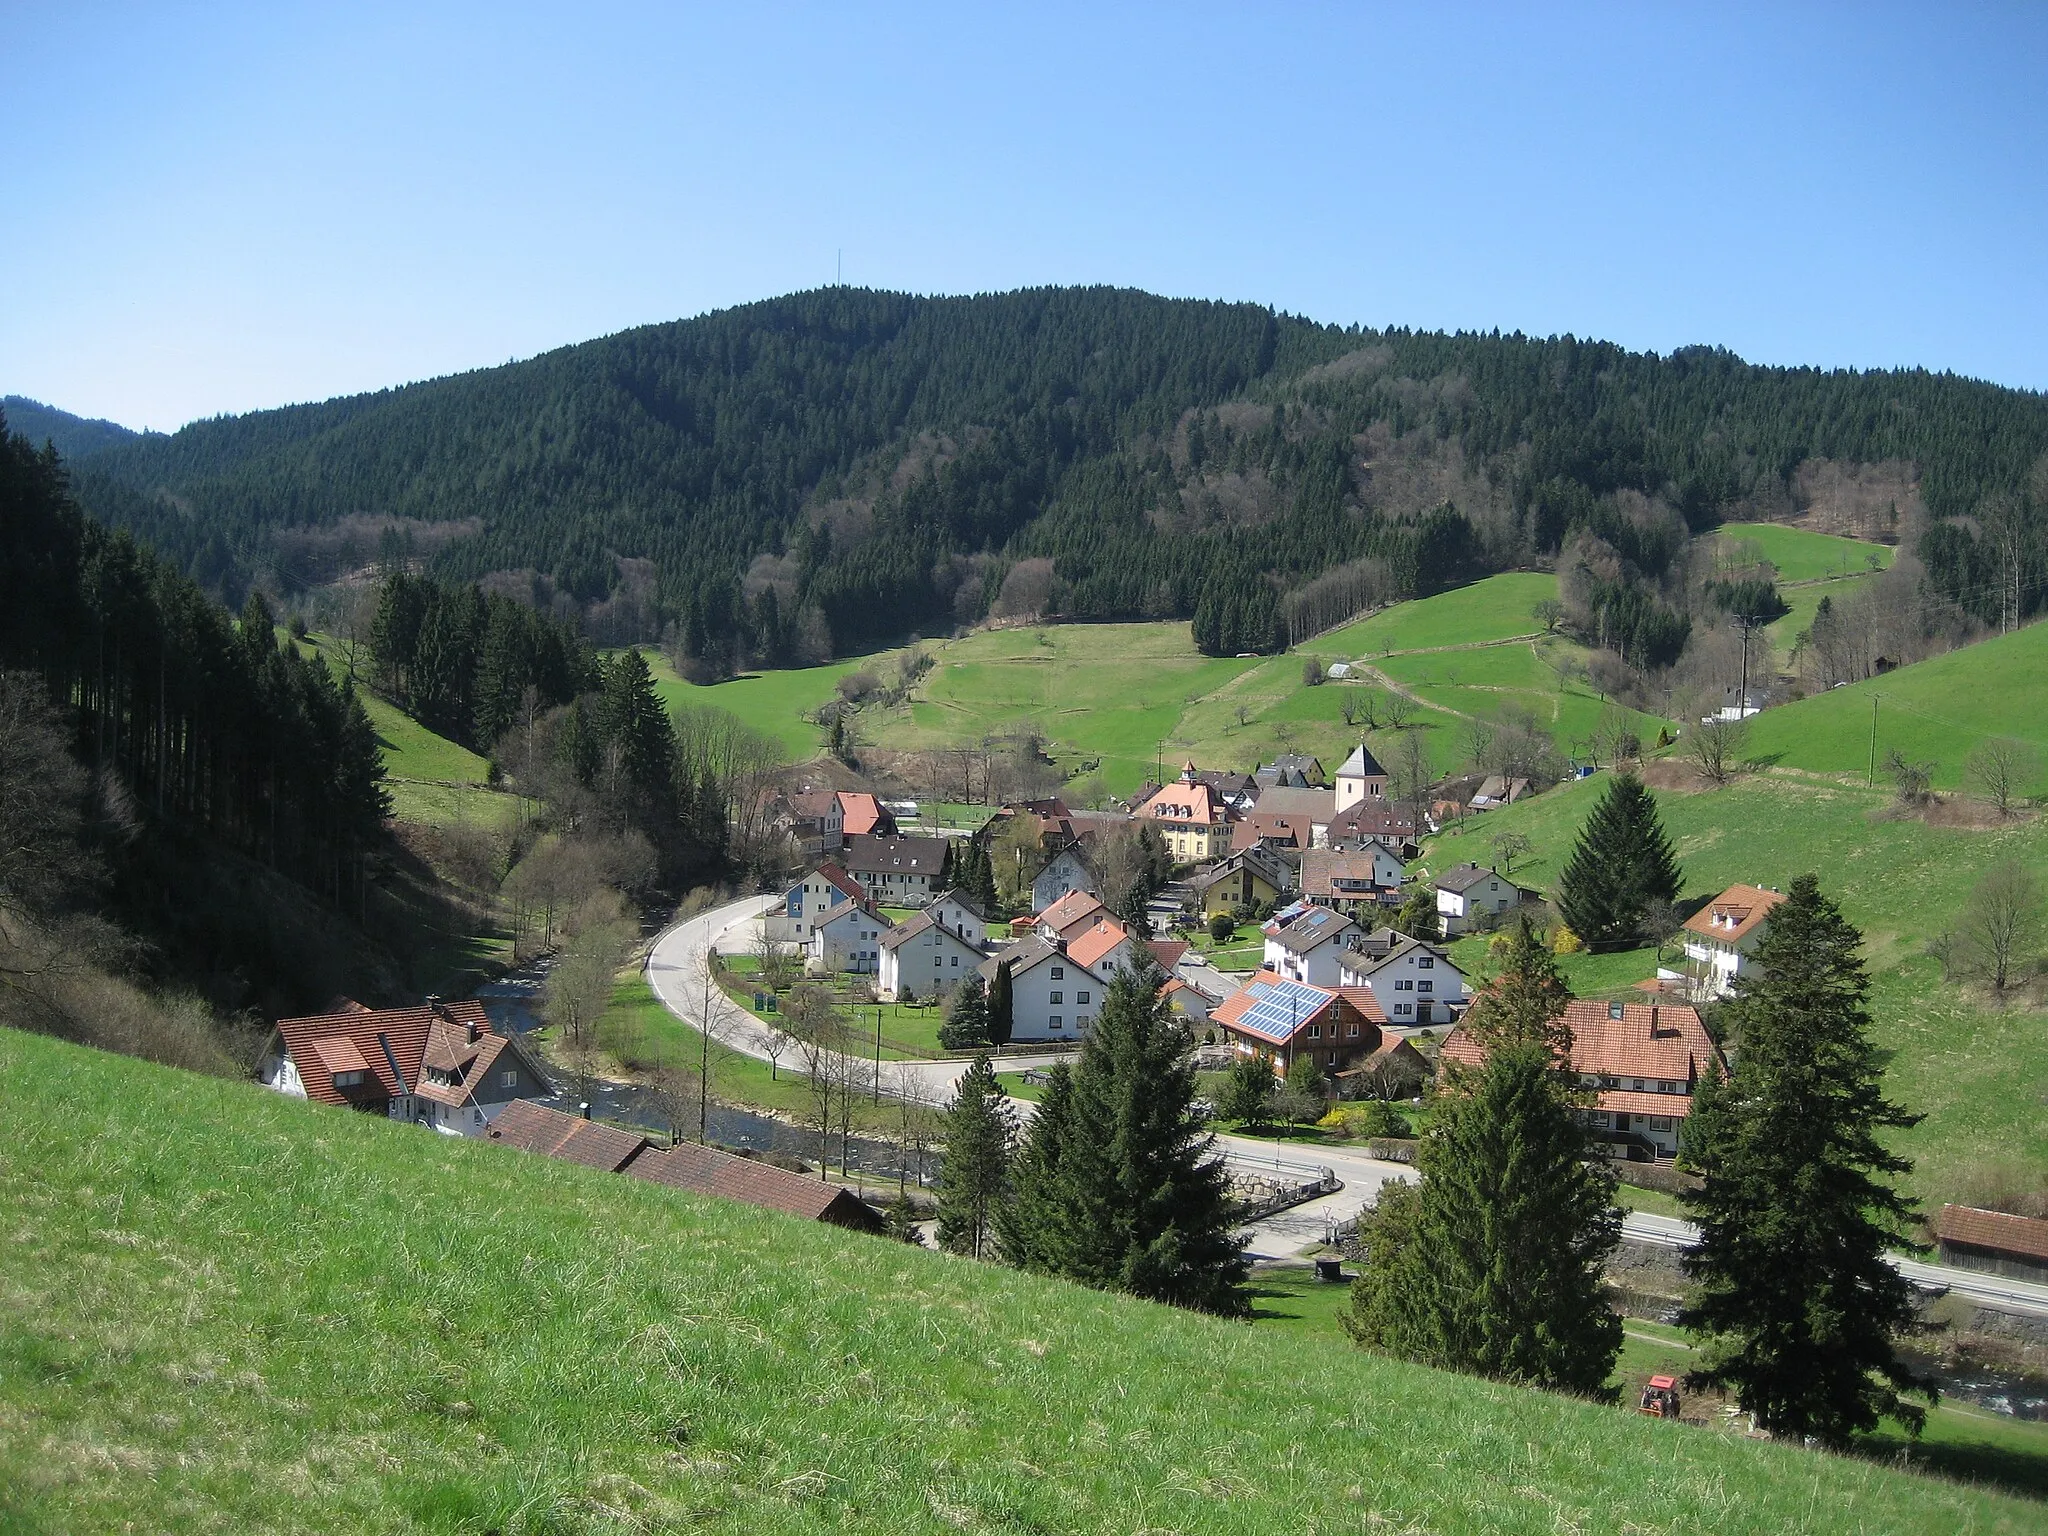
[1677,874,1935,1445]
[935,1054,1014,1259]
[1005,967,1246,1314]
[996,1063,1074,1270]
[1556,772,1682,947]
[1347,928,1620,1395]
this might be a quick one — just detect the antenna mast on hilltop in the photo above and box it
[836,249,842,286]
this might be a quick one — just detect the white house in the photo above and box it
[924,888,992,948]
[1299,842,1406,915]
[1337,928,1469,1027]
[1434,863,1524,935]
[259,999,552,1137]
[877,909,985,1002]
[844,834,951,907]
[769,860,866,943]
[807,902,891,975]
[979,936,1108,1043]
[1260,902,1364,988]
[1333,742,1390,814]
[1031,843,1098,913]
[1065,916,1140,979]
[1678,883,1786,998]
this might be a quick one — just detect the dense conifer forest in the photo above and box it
[39,287,2048,660]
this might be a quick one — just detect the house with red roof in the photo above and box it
[1142,763,1237,863]
[1034,888,1107,941]
[1679,883,1787,998]
[1438,998,1725,1160]
[835,791,896,840]
[258,998,553,1135]
[1211,970,1386,1075]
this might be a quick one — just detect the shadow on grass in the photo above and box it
[1858,1429,2048,1503]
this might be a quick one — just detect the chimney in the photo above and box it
[467,1021,481,1044]
[580,1101,592,1120]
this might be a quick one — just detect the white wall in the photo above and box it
[1006,956,1107,1043]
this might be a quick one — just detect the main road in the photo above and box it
[648,898,2048,1304]
[644,894,1415,1254]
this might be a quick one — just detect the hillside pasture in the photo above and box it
[1743,620,2048,789]
[1,1024,2034,1535]
[1307,571,1559,655]
[1710,521,1894,583]
[1423,768,2048,1204]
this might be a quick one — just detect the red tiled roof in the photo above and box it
[1067,918,1132,970]
[1035,889,1105,932]
[1936,1205,2048,1263]
[1143,780,1231,826]
[1682,884,1786,946]
[836,791,887,837]
[1336,986,1392,1025]
[628,1142,884,1229]
[273,999,492,1107]
[1595,1088,1694,1117]
[1230,814,1311,852]
[485,1100,650,1173]
[1440,999,1721,1096]
[1147,940,1190,971]
[811,859,867,904]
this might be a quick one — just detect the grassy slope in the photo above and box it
[645,649,864,761]
[2,1026,2035,1536]
[1711,522,1894,583]
[1311,572,1559,653]
[1424,768,2048,1204]
[1744,620,2048,790]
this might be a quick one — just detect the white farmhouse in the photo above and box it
[877,909,985,1002]
[1679,883,1786,998]
[1031,843,1098,913]
[769,860,866,944]
[1434,863,1524,935]
[1260,902,1364,988]
[807,903,891,975]
[1337,927,1469,1027]
[978,936,1108,1043]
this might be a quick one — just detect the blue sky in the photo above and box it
[4,2,2044,431]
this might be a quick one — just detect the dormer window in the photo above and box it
[333,1069,365,1087]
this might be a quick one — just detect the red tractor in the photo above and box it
[1638,1375,1681,1419]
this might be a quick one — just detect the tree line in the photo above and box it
[55,288,2048,671]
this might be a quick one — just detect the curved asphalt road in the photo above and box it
[648,899,2048,1300]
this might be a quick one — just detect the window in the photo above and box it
[1307,1024,1321,1039]
[1076,991,1090,1005]
[1050,991,1063,1004]
[1395,979,1412,991]
[333,1069,364,1087]
[951,955,959,967]
[1395,1002,1411,1015]
[1417,980,1432,993]
[1649,1115,1674,1133]
[1051,966,1064,980]
[1417,957,1434,969]
[1049,1016,1063,1030]
[1348,1022,1360,1037]
[500,1070,517,1088]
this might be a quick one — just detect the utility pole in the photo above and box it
[697,957,711,1144]
[873,1006,882,1103]
[1867,694,1879,788]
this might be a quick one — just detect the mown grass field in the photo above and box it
[1710,521,1894,583]
[645,648,867,760]
[1744,620,2048,790]
[1424,767,2048,1205]
[3,1025,2037,1535]
[1310,571,1558,654]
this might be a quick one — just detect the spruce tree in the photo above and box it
[1555,772,1682,947]
[1677,874,1935,1445]
[997,1062,1074,1270]
[1117,879,1154,939]
[1345,1042,1622,1396]
[1461,916,1574,1057]
[935,1054,1013,1259]
[1395,886,1443,942]
[986,959,1014,1047]
[938,974,991,1050]
[1014,968,1247,1313]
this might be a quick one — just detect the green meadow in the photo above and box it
[1743,620,2048,789]
[1710,521,1894,583]
[3,1024,2037,1535]
[1424,766,2048,1205]
[1309,571,1559,654]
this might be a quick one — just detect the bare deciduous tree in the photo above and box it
[1967,738,2037,820]
[1934,859,2044,996]
[1490,832,1532,876]
[1884,749,1935,808]
[1686,716,1750,787]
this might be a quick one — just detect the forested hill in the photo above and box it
[66,287,2048,662]
[2,395,141,462]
